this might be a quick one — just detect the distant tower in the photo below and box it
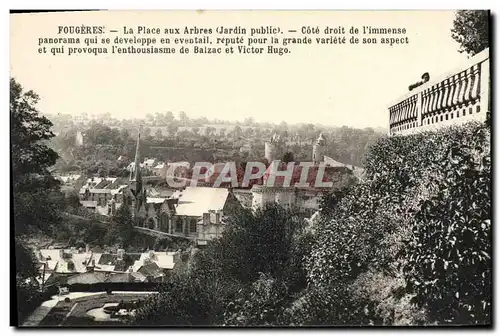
[312,133,326,165]
[129,128,144,220]
[75,131,84,147]
[265,133,286,164]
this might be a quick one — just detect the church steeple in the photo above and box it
[130,127,142,183]
[129,128,143,220]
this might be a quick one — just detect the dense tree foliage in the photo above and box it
[133,204,311,326]
[11,77,64,324]
[451,10,490,56]
[48,110,384,175]
[305,122,490,325]
[403,125,491,324]
[111,202,135,247]
[11,78,63,236]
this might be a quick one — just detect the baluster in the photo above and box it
[400,102,404,123]
[447,76,456,108]
[421,90,427,115]
[457,71,468,105]
[427,87,434,113]
[435,81,444,112]
[430,85,438,112]
[423,88,431,115]
[409,96,414,119]
[442,77,451,109]
[452,73,462,107]
[463,67,474,105]
[470,64,480,101]
[413,95,418,118]
[404,99,409,121]
[408,96,415,119]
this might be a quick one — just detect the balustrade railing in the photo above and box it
[388,48,490,136]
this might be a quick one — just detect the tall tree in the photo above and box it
[451,10,490,56]
[111,202,134,246]
[11,78,62,236]
[11,77,63,325]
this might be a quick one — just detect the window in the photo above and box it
[457,111,460,118]
[189,219,197,233]
[175,218,183,233]
[160,213,168,232]
[477,105,481,113]
[463,109,466,116]
[469,107,473,114]
[445,114,449,120]
[147,218,155,230]
[440,115,443,122]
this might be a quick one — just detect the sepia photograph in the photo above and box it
[10,9,491,327]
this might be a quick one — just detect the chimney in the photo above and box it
[203,213,210,225]
[117,249,125,261]
[86,244,90,253]
[209,210,216,224]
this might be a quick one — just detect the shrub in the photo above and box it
[306,122,491,325]
[403,124,491,324]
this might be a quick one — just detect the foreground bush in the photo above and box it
[306,122,491,325]
[403,124,491,324]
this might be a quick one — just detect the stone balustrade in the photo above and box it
[388,48,490,136]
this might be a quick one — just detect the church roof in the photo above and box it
[175,187,230,217]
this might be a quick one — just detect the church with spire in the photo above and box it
[128,128,146,220]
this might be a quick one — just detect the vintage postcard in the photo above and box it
[10,10,491,327]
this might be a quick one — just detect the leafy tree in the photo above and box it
[111,202,135,246]
[154,128,163,140]
[11,78,62,236]
[223,274,289,326]
[133,204,310,326]
[167,123,179,136]
[451,10,489,56]
[11,78,66,324]
[164,111,175,123]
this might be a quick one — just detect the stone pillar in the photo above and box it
[479,57,490,119]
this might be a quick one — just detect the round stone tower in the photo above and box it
[312,133,326,165]
[265,133,285,164]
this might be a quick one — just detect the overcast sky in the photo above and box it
[10,10,468,129]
